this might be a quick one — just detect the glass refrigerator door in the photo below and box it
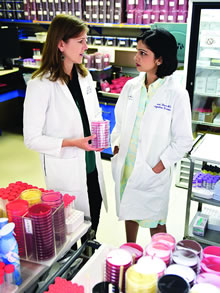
[186,3,220,136]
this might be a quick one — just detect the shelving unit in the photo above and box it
[184,134,220,246]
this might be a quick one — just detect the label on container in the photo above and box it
[24,218,33,234]
[86,1,91,6]
[152,0,158,5]
[179,0,184,5]
[115,3,121,8]
[129,0,135,4]
[93,1,98,5]
[168,15,174,21]
[160,0,164,4]
[169,1,175,7]
[178,15,184,21]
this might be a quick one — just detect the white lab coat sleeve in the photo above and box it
[160,89,193,168]
[111,82,130,151]
[23,78,63,157]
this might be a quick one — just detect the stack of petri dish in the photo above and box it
[151,232,176,252]
[145,241,172,266]
[41,192,66,248]
[165,264,196,288]
[137,256,166,278]
[105,248,132,292]
[91,120,110,149]
[120,243,143,263]
[176,239,203,260]
[6,199,29,257]
[125,264,158,293]
[172,249,200,275]
[20,189,42,207]
[28,203,55,261]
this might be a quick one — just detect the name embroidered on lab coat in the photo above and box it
[154,103,171,111]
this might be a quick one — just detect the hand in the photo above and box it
[113,146,119,156]
[62,134,97,151]
[152,160,165,174]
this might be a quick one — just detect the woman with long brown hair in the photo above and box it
[23,14,108,236]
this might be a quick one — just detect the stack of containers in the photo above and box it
[41,192,66,248]
[91,120,110,149]
[84,52,110,70]
[0,181,46,217]
[126,264,158,292]
[126,0,188,24]
[23,0,83,21]
[6,199,29,257]
[105,248,132,292]
[28,203,55,261]
[20,188,42,206]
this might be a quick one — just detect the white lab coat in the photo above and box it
[111,72,193,221]
[23,71,108,218]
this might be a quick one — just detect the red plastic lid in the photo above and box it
[0,263,5,270]
[6,198,29,214]
[0,269,4,276]
[28,203,51,216]
[4,264,15,274]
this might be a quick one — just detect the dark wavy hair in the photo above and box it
[137,28,178,78]
[32,14,88,82]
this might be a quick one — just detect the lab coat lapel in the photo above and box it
[57,79,77,107]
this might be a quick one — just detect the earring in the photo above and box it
[157,62,160,66]
[61,53,65,61]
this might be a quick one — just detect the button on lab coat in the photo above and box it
[111,72,193,221]
[23,71,108,217]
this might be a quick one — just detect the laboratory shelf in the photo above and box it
[192,120,220,127]
[98,91,119,99]
[184,134,220,247]
[188,212,220,247]
[191,194,220,207]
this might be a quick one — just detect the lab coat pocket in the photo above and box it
[128,161,169,192]
[44,156,81,193]
[111,154,118,182]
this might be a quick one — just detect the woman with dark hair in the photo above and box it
[111,28,193,242]
[23,14,108,236]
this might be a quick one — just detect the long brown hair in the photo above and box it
[32,14,89,82]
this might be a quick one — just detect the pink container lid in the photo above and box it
[41,191,63,205]
[203,246,220,258]
[6,198,29,215]
[120,243,143,262]
[151,232,176,251]
[145,241,171,260]
[201,256,220,275]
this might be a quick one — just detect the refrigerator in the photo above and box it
[184,0,220,137]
